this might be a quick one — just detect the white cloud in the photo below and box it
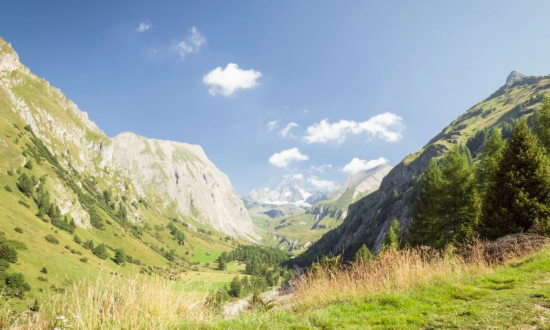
[303,112,404,144]
[267,120,279,131]
[279,122,299,138]
[268,148,309,168]
[135,20,152,33]
[308,176,337,191]
[342,157,388,175]
[284,173,304,180]
[171,26,206,60]
[203,63,262,97]
[309,164,333,172]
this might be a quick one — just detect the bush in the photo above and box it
[5,273,31,294]
[114,248,126,266]
[73,235,82,244]
[51,218,75,234]
[40,267,47,274]
[93,244,109,260]
[0,259,10,272]
[44,235,59,245]
[79,257,88,263]
[24,160,33,170]
[4,185,12,192]
[14,227,23,234]
[0,243,18,263]
[83,240,94,250]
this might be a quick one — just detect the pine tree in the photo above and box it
[229,276,242,297]
[114,248,126,266]
[354,244,373,263]
[408,159,443,246]
[217,256,227,270]
[476,129,505,192]
[482,119,550,238]
[409,146,480,248]
[16,173,34,197]
[536,96,550,153]
[382,219,400,250]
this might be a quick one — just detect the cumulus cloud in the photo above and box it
[303,112,404,144]
[203,63,262,97]
[309,164,333,173]
[135,20,152,33]
[268,148,309,168]
[266,120,279,131]
[307,176,337,191]
[342,157,388,175]
[279,122,299,138]
[171,26,206,60]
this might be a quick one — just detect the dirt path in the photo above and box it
[223,287,293,318]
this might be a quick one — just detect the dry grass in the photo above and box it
[0,234,547,329]
[0,273,214,330]
[290,234,549,308]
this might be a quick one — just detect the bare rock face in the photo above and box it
[107,132,259,241]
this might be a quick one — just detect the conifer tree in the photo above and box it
[536,96,550,153]
[382,219,400,250]
[476,129,505,192]
[409,146,480,248]
[114,248,126,266]
[482,119,550,238]
[354,244,373,263]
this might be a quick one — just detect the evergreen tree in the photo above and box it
[229,276,243,297]
[113,248,126,266]
[382,219,400,250]
[16,173,34,197]
[482,119,550,238]
[35,183,51,215]
[476,129,505,192]
[217,256,227,270]
[409,146,480,248]
[536,96,550,153]
[354,244,373,263]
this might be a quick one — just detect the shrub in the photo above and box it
[5,273,31,294]
[93,244,109,260]
[4,185,12,192]
[18,200,30,209]
[73,235,82,244]
[40,267,47,274]
[24,160,33,170]
[79,257,88,263]
[83,240,94,250]
[0,243,18,263]
[114,248,126,266]
[51,218,75,234]
[37,276,47,282]
[44,235,59,245]
[14,227,23,234]
[0,259,10,272]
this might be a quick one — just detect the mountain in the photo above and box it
[247,178,321,206]
[249,165,392,251]
[0,36,256,304]
[105,132,257,241]
[295,70,550,265]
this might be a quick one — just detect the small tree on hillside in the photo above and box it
[354,244,373,263]
[114,248,126,266]
[482,119,550,238]
[92,243,109,260]
[382,219,401,250]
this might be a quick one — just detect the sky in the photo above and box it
[2,1,550,194]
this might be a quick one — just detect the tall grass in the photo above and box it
[0,274,214,330]
[291,234,548,308]
[0,234,546,329]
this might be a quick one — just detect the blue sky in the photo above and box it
[2,1,550,194]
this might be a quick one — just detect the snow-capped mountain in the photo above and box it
[247,178,328,206]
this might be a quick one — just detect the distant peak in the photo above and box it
[506,70,525,86]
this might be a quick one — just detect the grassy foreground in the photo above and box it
[2,238,550,329]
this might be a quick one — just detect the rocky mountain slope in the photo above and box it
[295,70,550,265]
[106,132,258,241]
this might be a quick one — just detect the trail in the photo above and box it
[222,287,293,318]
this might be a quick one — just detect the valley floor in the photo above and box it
[210,247,550,330]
